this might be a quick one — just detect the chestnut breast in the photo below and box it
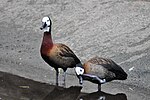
[41,43,80,69]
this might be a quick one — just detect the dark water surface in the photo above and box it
[0,71,149,100]
[0,71,127,100]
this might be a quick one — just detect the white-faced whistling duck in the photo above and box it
[40,16,84,87]
[75,56,127,91]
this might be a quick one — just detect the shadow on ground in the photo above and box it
[0,71,127,100]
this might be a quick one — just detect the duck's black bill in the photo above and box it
[79,75,83,85]
[40,22,46,30]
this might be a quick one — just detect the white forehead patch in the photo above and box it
[75,67,84,75]
[42,17,50,22]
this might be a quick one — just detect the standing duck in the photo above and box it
[75,56,127,91]
[40,16,83,86]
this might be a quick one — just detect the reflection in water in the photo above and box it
[0,71,127,100]
[78,91,127,100]
[43,86,82,100]
[43,86,127,100]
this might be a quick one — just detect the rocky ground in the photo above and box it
[0,0,150,100]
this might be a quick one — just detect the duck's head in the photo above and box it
[40,16,52,32]
[75,66,84,85]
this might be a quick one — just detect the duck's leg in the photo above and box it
[62,71,66,87]
[62,69,67,87]
[55,68,59,86]
[98,84,101,91]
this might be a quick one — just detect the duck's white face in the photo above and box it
[75,67,84,75]
[75,67,84,85]
[40,16,51,32]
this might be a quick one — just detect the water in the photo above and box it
[0,71,149,100]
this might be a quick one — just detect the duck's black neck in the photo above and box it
[42,32,53,46]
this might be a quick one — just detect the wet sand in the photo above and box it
[0,0,150,100]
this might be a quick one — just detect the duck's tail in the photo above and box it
[116,70,128,80]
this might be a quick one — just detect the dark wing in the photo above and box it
[88,56,127,80]
[88,56,122,71]
[57,43,81,64]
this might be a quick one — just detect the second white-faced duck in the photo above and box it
[75,56,127,91]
